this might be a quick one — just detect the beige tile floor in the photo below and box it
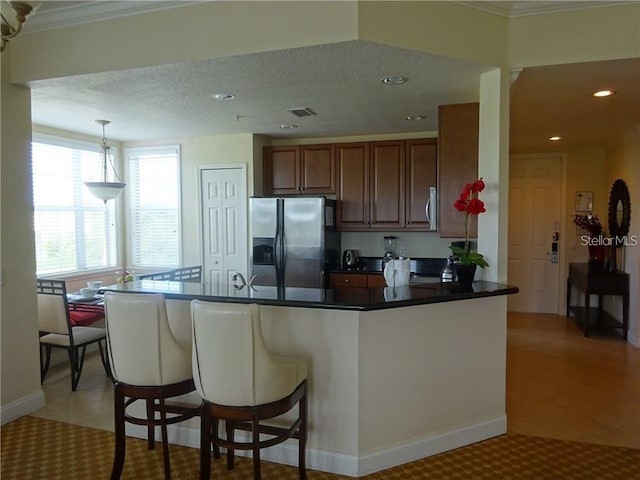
[506,312,639,449]
[33,312,640,449]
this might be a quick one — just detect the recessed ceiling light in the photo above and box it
[211,93,236,100]
[549,136,562,141]
[280,124,298,129]
[381,75,408,85]
[405,115,425,121]
[593,90,615,97]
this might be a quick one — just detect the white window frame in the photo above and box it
[125,145,182,269]
[31,133,122,276]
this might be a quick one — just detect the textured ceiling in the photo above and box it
[29,41,491,141]
[22,1,640,149]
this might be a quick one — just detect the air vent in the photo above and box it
[287,107,316,118]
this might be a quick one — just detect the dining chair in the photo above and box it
[191,301,308,480]
[138,270,173,281]
[171,265,202,283]
[37,279,110,391]
[138,266,202,283]
[104,292,200,480]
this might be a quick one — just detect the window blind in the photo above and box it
[32,137,118,275]
[127,146,181,267]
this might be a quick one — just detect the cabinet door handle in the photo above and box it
[425,197,431,223]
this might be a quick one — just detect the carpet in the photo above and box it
[1,416,638,479]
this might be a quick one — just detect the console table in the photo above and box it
[566,263,629,340]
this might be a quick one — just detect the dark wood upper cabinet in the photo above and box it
[336,141,404,231]
[264,144,335,195]
[264,145,300,195]
[369,140,405,230]
[336,142,370,230]
[405,138,437,231]
[300,144,335,193]
[437,103,479,238]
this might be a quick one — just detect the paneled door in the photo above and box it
[508,154,564,313]
[200,166,247,295]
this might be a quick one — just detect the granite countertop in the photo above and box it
[101,279,518,312]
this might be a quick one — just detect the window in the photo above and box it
[127,146,181,267]
[32,135,118,275]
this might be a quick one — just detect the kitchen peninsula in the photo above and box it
[103,280,517,477]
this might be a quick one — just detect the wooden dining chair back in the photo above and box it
[104,292,199,480]
[37,278,110,391]
[191,301,308,480]
[171,265,202,283]
[138,266,202,283]
[138,270,173,281]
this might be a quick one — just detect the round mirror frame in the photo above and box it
[607,179,631,246]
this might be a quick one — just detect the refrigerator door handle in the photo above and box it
[274,198,283,285]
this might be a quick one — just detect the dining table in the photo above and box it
[66,292,105,326]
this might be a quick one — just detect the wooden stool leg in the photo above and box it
[159,398,171,480]
[299,386,308,480]
[252,417,261,480]
[226,420,235,470]
[147,399,155,449]
[212,418,220,459]
[200,409,211,480]
[110,385,126,480]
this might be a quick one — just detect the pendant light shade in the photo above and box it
[84,120,125,202]
[84,181,126,202]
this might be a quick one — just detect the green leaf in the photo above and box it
[449,245,489,268]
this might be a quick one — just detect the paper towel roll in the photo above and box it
[383,258,411,287]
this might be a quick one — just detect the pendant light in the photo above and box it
[84,119,126,202]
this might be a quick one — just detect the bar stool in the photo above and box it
[191,301,308,480]
[104,292,200,480]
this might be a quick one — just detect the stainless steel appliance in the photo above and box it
[250,197,340,288]
[342,249,358,269]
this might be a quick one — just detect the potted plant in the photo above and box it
[573,213,605,270]
[450,178,489,286]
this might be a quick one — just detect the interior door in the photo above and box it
[200,166,247,295]
[508,154,563,313]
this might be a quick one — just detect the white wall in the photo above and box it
[605,127,640,347]
[125,134,257,267]
[0,50,45,421]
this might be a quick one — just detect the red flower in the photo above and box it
[472,179,485,192]
[466,198,486,215]
[454,199,467,212]
[573,214,602,237]
[449,178,489,268]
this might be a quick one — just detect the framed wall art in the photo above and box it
[575,191,593,212]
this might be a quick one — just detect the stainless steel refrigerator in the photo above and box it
[250,197,341,288]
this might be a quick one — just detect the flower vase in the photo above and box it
[455,264,477,287]
[588,244,605,271]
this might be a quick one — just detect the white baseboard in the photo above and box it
[0,390,46,426]
[125,415,507,477]
[356,416,507,476]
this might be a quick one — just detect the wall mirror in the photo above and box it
[607,179,631,246]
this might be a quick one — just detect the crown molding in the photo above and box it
[23,1,205,33]
[458,1,636,18]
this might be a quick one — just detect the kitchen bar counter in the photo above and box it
[101,279,517,311]
[102,279,517,477]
